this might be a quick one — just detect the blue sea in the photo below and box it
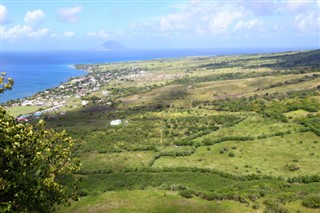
[0,48,305,103]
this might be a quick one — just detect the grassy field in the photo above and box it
[153,132,320,177]
[11,50,320,212]
[80,151,155,172]
[59,190,255,213]
[6,105,42,117]
[193,115,304,140]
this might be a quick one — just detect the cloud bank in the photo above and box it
[24,10,45,26]
[57,6,82,23]
[0,4,9,24]
[1,25,49,40]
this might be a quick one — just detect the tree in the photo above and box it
[0,73,13,94]
[0,73,80,212]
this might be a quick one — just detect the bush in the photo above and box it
[78,189,89,197]
[179,189,194,199]
[288,164,300,171]
[287,175,320,183]
[228,152,235,157]
[263,199,289,213]
[302,195,320,209]
[0,75,80,212]
[252,203,259,209]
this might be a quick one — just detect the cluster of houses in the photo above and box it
[16,105,63,122]
[16,111,42,122]
[7,65,147,122]
[9,73,109,108]
[18,99,66,107]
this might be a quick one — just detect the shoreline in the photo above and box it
[2,48,315,107]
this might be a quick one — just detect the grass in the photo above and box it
[59,190,254,213]
[285,200,320,213]
[80,151,155,172]
[194,115,303,142]
[70,171,320,213]
[77,171,280,195]
[119,70,320,106]
[285,109,316,119]
[159,146,194,155]
[6,106,42,117]
[153,132,320,177]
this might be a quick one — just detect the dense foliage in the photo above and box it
[0,73,14,94]
[0,75,80,212]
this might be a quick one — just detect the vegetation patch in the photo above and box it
[153,132,320,177]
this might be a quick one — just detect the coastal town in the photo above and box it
[4,65,147,122]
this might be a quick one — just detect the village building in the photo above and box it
[82,100,89,106]
[110,119,122,126]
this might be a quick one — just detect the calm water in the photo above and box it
[0,48,303,103]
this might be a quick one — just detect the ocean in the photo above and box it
[0,48,303,103]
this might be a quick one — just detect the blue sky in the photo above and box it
[0,0,319,50]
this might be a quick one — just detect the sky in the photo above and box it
[0,0,319,51]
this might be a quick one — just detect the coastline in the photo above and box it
[2,48,314,114]
[2,48,311,104]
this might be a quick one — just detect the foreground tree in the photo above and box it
[0,73,80,212]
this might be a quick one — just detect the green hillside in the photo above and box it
[9,50,320,212]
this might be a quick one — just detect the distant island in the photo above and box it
[95,40,127,51]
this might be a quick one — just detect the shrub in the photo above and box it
[179,189,194,199]
[288,164,300,171]
[302,195,320,209]
[252,203,259,209]
[228,152,235,157]
[77,190,89,197]
[263,199,289,213]
[0,75,80,212]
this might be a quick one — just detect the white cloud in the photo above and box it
[159,13,189,32]
[64,31,75,37]
[148,1,320,39]
[209,8,246,35]
[50,33,61,38]
[87,29,125,40]
[156,2,248,36]
[24,10,45,26]
[295,12,320,33]
[234,19,262,31]
[130,23,137,29]
[0,8,51,41]
[58,6,82,23]
[87,30,112,39]
[1,25,49,40]
[238,1,277,16]
[0,4,9,24]
[286,1,310,13]
[0,7,49,41]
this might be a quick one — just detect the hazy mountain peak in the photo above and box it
[96,40,126,51]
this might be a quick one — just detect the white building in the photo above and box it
[82,100,89,106]
[102,90,109,96]
[21,100,33,106]
[110,119,122,126]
